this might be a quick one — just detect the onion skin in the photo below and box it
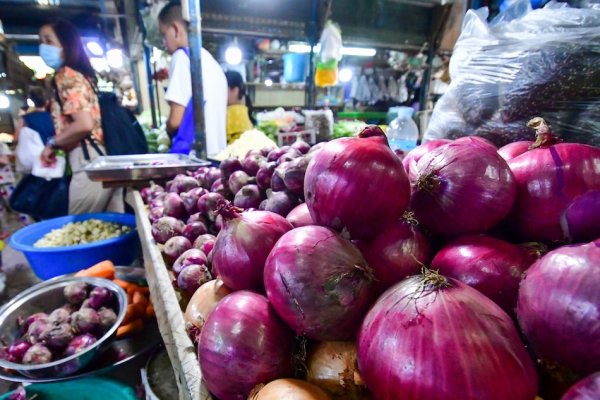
[431,235,537,315]
[453,135,497,150]
[304,126,410,240]
[264,226,375,341]
[199,291,295,400]
[356,214,432,293]
[286,203,313,228]
[151,217,185,245]
[307,342,370,400]
[233,184,263,210]
[162,236,192,265]
[249,379,332,400]
[410,142,516,238]
[176,264,212,296]
[560,190,600,243]
[357,273,538,400]
[263,191,298,217]
[184,279,232,343]
[562,372,600,400]
[212,208,293,291]
[517,242,600,376]
[402,139,451,180]
[256,162,277,191]
[508,119,600,242]
[498,141,534,161]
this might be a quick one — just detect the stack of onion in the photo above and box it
[402,139,451,180]
[561,372,600,400]
[517,241,600,376]
[560,190,600,243]
[357,271,538,400]
[184,279,232,343]
[304,126,410,239]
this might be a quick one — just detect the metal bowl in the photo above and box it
[0,277,127,379]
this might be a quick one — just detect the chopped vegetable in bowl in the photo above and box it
[34,220,132,248]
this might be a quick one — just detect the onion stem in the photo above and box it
[528,117,562,149]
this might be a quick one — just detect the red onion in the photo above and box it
[88,286,113,310]
[173,248,208,276]
[453,135,497,150]
[199,291,294,400]
[402,139,451,180]
[431,235,538,314]
[271,168,286,191]
[220,157,243,182]
[151,216,185,244]
[308,142,325,154]
[197,193,225,222]
[256,161,277,191]
[26,318,49,344]
[163,236,192,265]
[264,226,375,340]
[180,188,208,215]
[23,343,52,365]
[48,308,71,325]
[286,203,313,228]
[149,196,165,210]
[141,182,165,203]
[148,207,165,223]
[260,147,274,157]
[282,157,308,196]
[249,379,331,400]
[263,191,298,217]
[162,193,187,219]
[291,139,311,154]
[277,151,301,165]
[508,118,600,242]
[6,340,32,363]
[212,204,292,291]
[186,212,208,226]
[356,212,432,293]
[267,148,288,163]
[193,234,216,254]
[305,126,410,240]
[517,241,600,376]
[64,334,97,356]
[243,155,266,176]
[98,307,117,332]
[63,282,88,305]
[210,178,225,194]
[233,184,262,210]
[498,141,534,161]
[562,372,600,400]
[184,279,232,342]
[176,264,212,296]
[228,170,250,195]
[182,221,208,242]
[41,322,74,350]
[410,141,516,238]
[561,190,600,243]
[358,271,538,400]
[202,168,221,188]
[246,149,263,158]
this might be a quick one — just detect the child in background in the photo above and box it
[0,141,16,239]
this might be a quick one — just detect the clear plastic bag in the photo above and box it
[424,0,600,146]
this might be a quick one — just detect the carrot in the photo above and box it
[132,291,148,309]
[116,319,144,338]
[75,260,115,279]
[113,279,133,291]
[144,302,155,319]
[121,304,145,325]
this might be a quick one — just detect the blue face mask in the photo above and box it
[39,43,64,70]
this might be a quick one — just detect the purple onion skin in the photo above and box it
[41,322,74,350]
[291,139,311,154]
[256,162,277,191]
[163,236,193,265]
[141,183,165,203]
[63,282,88,305]
[183,221,208,242]
[176,264,212,295]
[48,308,71,325]
[163,193,187,220]
[454,136,498,150]
[6,340,32,363]
[356,217,432,293]
[71,308,101,335]
[197,193,226,222]
[203,168,221,189]
[410,142,516,239]
[172,175,200,194]
[228,171,250,195]
[402,139,452,181]
[431,235,537,315]
[88,287,113,310]
[264,226,376,341]
[22,343,52,365]
[26,319,49,344]
[64,334,97,357]
[193,234,216,252]
[305,126,410,240]
[181,188,208,215]
[220,157,243,182]
[286,203,313,228]
[561,190,600,243]
[233,185,263,210]
[308,142,325,154]
[149,207,165,223]
[282,157,308,196]
[173,249,208,276]
[187,212,209,226]
[98,307,118,332]
[242,155,265,177]
[152,217,185,245]
[562,372,600,400]
[260,147,274,157]
[277,152,299,165]
[267,148,288,163]
[213,209,293,291]
[263,191,298,217]
[199,291,294,400]
[517,242,600,376]
[149,197,165,210]
[246,149,263,158]
[357,275,538,400]
[497,141,534,162]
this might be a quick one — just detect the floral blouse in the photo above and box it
[51,66,103,147]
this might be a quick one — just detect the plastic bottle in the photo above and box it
[386,106,419,152]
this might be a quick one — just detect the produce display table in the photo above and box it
[128,190,211,400]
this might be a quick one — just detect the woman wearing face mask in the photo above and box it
[39,19,123,214]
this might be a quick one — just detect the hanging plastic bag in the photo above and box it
[315,22,342,87]
[424,0,600,146]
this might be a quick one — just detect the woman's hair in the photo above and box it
[225,70,256,124]
[45,19,96,81]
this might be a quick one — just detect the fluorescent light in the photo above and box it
[288,43,312,53]
[264,79,273,87]
[90,57,110,72]
[27,98,35,108]
[86,41,103,56]
[106,49,124,69]
[342,47,376,57]
[225,45,242,65]
[339,67,353,83]
[0,94,10,110]
[19,56,54,79]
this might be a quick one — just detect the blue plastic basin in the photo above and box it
[0,377,137,399]
[10,213,139,280]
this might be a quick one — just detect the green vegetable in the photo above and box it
[333,120,367,139]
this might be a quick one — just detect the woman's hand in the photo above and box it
[41,145,57,167]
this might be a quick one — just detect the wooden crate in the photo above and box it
[128,191,213,400]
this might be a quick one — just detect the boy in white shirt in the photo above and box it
[158,1,228,156]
